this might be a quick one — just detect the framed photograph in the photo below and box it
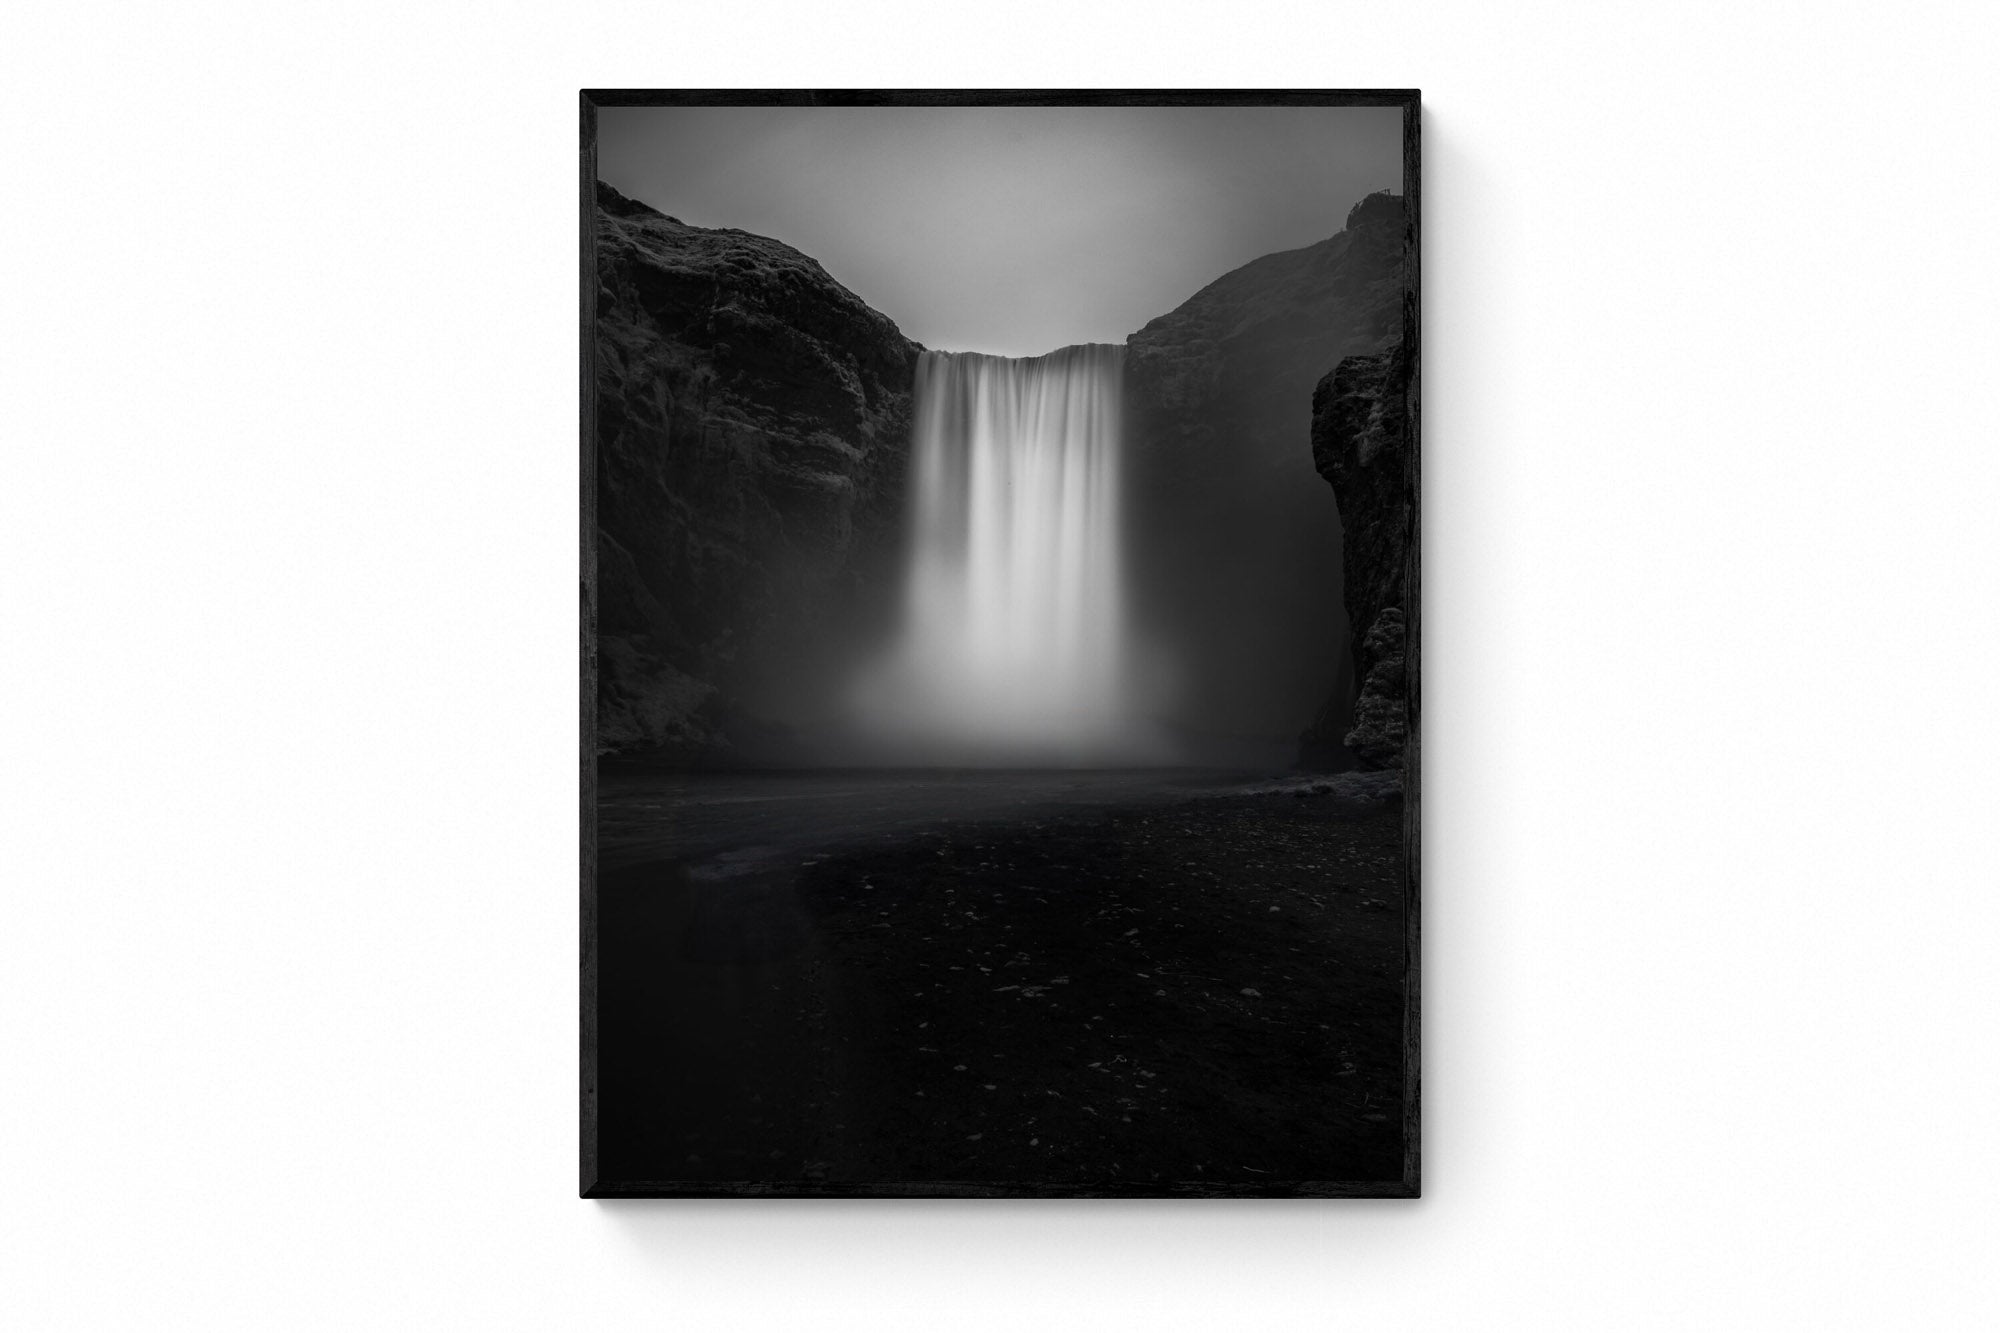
[582,90,1419,1197]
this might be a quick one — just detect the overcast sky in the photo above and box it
[597,106,1403,357]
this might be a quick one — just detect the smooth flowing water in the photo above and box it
[856,344,1146,761]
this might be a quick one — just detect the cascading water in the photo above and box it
[855,343,1151,763]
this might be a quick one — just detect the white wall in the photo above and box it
[5,2,1998,1327]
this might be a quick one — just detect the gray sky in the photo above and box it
[597,106,1403,357]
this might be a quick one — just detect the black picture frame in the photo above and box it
[580,89,1420,1198]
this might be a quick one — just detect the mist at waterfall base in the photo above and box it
[846,345,1177,767]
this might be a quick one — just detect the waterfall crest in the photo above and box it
[855,344,1147,762]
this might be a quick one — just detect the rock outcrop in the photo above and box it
[591,182,921,759]
[1341,607,1407,768]
[1123,192,1408,745]
[1299,285,1416,771]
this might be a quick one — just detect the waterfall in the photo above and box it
[856,343,1145,762]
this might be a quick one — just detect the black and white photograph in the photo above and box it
[13,1,2000,1325]
[582,91,1418,1196]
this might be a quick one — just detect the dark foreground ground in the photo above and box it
[592,781,1409,1195]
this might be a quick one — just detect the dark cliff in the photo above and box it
[1123,192,1407,748]
[1299,288,1415,770]
[591,181,922,758]
[1126,191,1407,474]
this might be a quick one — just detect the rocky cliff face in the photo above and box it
[1126,191,1407,474]
[591,182,921,759]
[1123,193,1407,747]
[1298,286,1416,771]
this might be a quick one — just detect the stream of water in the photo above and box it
[856,344,1153,762]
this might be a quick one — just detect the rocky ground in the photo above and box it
[593,786,1410,1195]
